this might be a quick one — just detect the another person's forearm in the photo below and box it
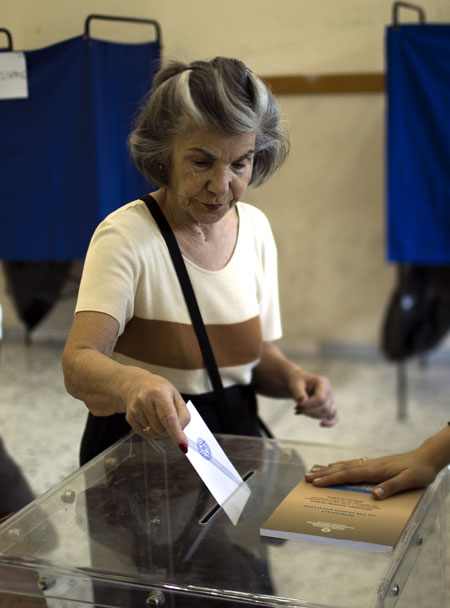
[415,425,450,473]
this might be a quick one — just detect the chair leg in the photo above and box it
[397,361,408,421]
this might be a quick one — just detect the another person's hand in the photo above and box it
[304,450,438,499]
[288,369,338,427]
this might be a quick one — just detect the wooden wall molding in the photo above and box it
[261,73,385,95]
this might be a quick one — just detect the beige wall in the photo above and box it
[2,0,450,348]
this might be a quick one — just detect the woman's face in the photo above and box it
[164,127,256,225]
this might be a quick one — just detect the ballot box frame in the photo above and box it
[0,432,448,608]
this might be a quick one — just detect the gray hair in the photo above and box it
[128,57,289,187]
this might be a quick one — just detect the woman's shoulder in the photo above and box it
[88,198,157,255]
[237,201,271,225]
[101,198,150,226]
[237,202,273,238]
[93,199,155,238]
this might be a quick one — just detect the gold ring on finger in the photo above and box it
[143,425,152,434]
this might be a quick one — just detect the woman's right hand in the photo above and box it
[123,369,191,452]
[63,311,190,453]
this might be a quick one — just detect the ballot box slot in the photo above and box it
[199,470,256,525]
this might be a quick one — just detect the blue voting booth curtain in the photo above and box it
[0,36,160,260]
[386,24,450,264]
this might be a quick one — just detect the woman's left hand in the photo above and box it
[288,369,338,427]
[251,342,338,427]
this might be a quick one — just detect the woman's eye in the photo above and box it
[232,162,247,171]
[192,159,210,168]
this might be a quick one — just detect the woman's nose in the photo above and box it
[206,167,230,195]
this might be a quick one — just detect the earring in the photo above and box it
[157,162,165,173]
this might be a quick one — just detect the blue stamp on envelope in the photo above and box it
[197,437,212,461]
[186,435,242,486]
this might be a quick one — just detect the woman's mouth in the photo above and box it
[202,203,222,211]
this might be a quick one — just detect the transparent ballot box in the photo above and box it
[0,434,448,607]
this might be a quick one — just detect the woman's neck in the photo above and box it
[150,189,239,271]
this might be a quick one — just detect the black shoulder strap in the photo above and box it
[141,194,237,433]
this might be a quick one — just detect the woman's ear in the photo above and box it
[155,158,170,185]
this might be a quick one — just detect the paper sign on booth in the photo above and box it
[0,52,28,99]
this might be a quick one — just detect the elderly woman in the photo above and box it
[62,57,338,465]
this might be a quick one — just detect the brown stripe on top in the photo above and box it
[115,316,263,370]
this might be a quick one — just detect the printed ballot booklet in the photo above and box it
[260,474,424,552]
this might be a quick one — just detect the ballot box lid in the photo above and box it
[0,433,448,607]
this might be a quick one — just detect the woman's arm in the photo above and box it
[305,425,450,499]
[251,341,338,426]
[62,311,189,451]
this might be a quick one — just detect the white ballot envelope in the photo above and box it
[184,401,251,525]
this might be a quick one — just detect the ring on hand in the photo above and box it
[142,425,152,434]
[359,456,368,463]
